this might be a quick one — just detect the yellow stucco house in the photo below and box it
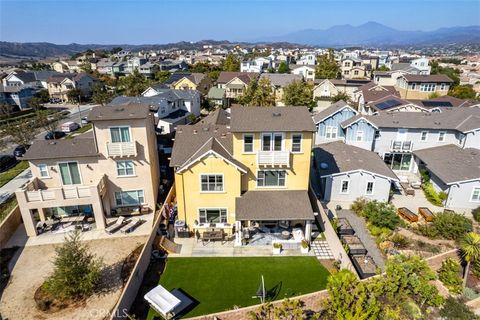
[170,106,317,245]
[396,74,453,99]
[169,73,212,95]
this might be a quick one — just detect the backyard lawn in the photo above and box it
[147,256,330,319]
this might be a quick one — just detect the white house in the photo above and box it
[290,64,315,82]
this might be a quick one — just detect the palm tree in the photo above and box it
[460,232,480,288]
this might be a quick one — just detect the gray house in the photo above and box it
[313,141,398,203]
[414,145,480,210]
[313,100,358,145]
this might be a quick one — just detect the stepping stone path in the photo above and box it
[311,240,334,260]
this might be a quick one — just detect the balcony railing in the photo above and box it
[257,150,290,167]
[390,140,413,152]
[106,141,136,157]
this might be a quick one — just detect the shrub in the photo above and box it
[389,233,410,249]
[432,211,472,240]
[416,223,441,239]
[350,197,368,216]
[438,258,463,294]
[473,259,480,278]
[439,297,479,320]
[43,231,103,300]
[368,224,393,244]
[472,206,480,223]
[422,181,446,206]
[273,243,282,249]
[363,201,403,230]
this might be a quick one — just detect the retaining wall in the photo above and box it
[0,205,21,248]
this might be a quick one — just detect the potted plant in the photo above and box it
[301,240,309,253]
[273,242,282,254]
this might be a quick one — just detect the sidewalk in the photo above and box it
[0,168,31,204]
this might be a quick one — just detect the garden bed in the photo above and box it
[351,255,378,279]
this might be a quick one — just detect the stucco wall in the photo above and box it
[0,205,21,248]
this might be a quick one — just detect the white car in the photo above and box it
[61,121,80,133]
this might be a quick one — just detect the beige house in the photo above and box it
[216,72,258,99]
[341,58,370,79]
[15,104,160,237]
[47,73,96,102]
[395,74,453,99]
[259,73,303,106]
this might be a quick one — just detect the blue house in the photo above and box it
[341,115,378,151]
[313,100,358,144]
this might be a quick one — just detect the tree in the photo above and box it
[460,232,480,288]
[28,96,44,110]
[66,88,82,103]
[36,110,62,135]
[43,231,103,299]
[154,70,171,84]
[277,62,289,74]
[35,89,51,103]
[238,79,258,106]
[357,201,402,230]
[330,92,351,104]
[449,85,478,100]
[438,258,463,294]
[430,211,472,240]
[0,103,15,116]
[238,78,275,107]
[110,47,123,54]
[91,83,114,106]
[440,297,479,320]
[376,65,390,72]
[118,70,150,96]
[3,118,38,146]
[430,61,460,86]
[248,299,318,320]
[315,49,340,79]
[323,269,380,320]
[208,70,220,83]
[282,80,314,108]
[222,53,240,72]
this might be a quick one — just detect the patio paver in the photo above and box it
[311,240,334,260]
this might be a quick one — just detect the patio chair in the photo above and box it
[120,218,142,234]
[105,216,127,234]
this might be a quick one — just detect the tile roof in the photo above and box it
[313,141,398,180]
[414,145,480,184]
[89,104,151,121]
[24,134,98,160]
[235,190,314,220]
[230,106,316,132]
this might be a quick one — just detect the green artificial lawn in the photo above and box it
[0,161,28,188]
[147,256,330,319]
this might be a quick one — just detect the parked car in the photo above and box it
[0,155,18,172]
[81,116,89,125]
[50,98,61,104]
[61,121,80,133]
[45,131,66,140]
[13,145,30,157]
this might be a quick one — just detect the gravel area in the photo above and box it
[0,236,147,320]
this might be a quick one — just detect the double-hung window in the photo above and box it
[110,126,131,143]
[366,182,374,195]
[116,160,135,176]
[420,131,428,141]
[198,209,227,223]
[243,134,254,153]
[200,174,224,192]
[340,180,349,194]
[257,170,286,187]
[356,131,364,141]
[115,190,144,206]
[438,131,446,142]
[59,162,81,185]
[472,187,480,202]
[325,126,337,139]
[38,164,49,178]
[262,133,283,151]
[291,134,302,153]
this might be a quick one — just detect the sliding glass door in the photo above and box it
[59,162,81,185]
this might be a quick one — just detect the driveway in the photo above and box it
[0,236,147,320]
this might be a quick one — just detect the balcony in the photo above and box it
[390,140,413,152]
[257,151,290,167]
[106,141,136,157]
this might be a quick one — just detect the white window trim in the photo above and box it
[261,132,285,151]
[471,187,480,202]
[197,207,228,224]
[116,160,136,177]
[256,170,288,189]
[365,181,375,195]
[199,173,225,193]
[108,125,133,143]
[438,131,446,142]
[340,180,350,194]
[242,133,255,154]
[291,133,303,153]
[325,126,338,140]
[38,164,50,179]
[420,131,428,142]
[57,161,82,186]
[114,189,145,207]
[356,130,364,142]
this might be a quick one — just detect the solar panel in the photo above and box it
[422,101,453,108]
[376,99,402,110]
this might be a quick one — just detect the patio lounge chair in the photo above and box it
[120,218,142,234]
[105,216,127,234]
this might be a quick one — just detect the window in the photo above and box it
[115,190,145,206]
[291,134,302,153]
[38,164,49,178]
[110,126,131,142]
[356,130,364,141]
[116,160,135,176]
[257,170,286,187]
[420,83,436,92]
[438,131,446,142]
[472,187,480,202]
[340,180,349,194]
[384,153,412,171]
[421,131,428,141]
[243,134,254,153]
[354,70,359,76]
[366,181,374,195]
[59,162,81,185]
[344,70,350,75]
[325,126,338,139]
[200,174,224,192]
[198,208,227,223]
[262,133,283,151]
[411,83,416,90]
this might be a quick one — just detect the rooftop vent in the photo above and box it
[320,162,328,170]
[273,112,281,117]
[202,127,209,132]
[193,130,198,134]
[115,107,125,112]
[434,121,441,125]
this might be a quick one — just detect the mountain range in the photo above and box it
[259,22,480,46]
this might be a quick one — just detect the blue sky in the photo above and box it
[1,0,479,44]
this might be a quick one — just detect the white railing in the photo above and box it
[390,140,413,152]
[25,186,91,202]
[257,150,290,166]
[106,141,136,157]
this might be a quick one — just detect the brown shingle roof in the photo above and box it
[230,106,316,132]
[235,190,314,220]
[356,83,400,103]
[403,74,453,83]
[312,100,355,124]
[24,135,98,160]
[217,72,258,84]
[89,104,151,121]
[414,145,480,184]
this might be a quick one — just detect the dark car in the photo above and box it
[0,155,18,172]
[45,131,66,140]
[13,145,30,157]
